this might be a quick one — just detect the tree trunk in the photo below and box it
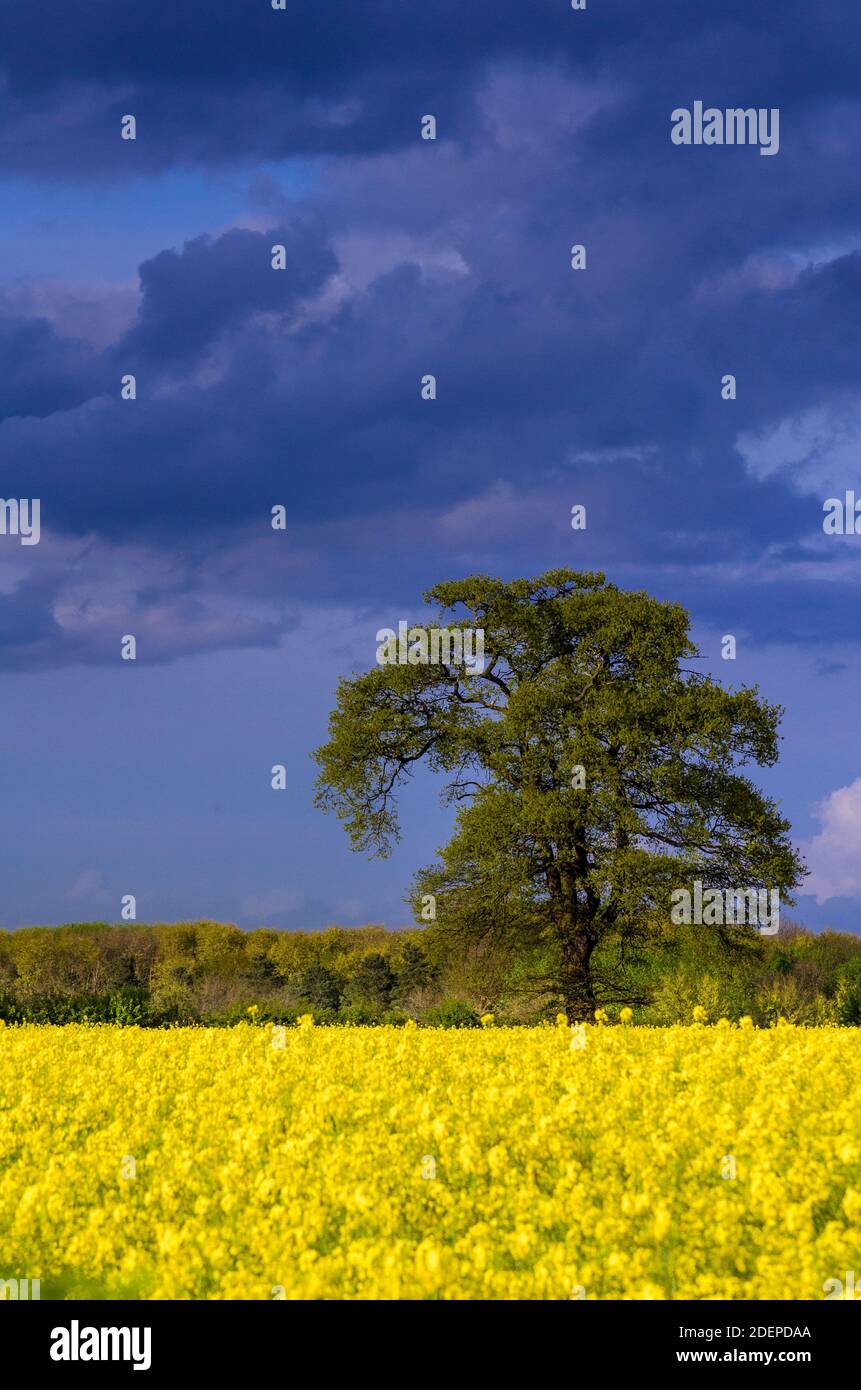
[563,937,596,1018]
[547,858,598,1018]
[559,912,596,1019]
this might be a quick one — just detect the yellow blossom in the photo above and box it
[0,1022,856,1300]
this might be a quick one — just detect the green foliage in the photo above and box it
[314,569,807,1015]
[0,915,857,1027]
[294,964,344,1013]
[0,922,443,1025]
[338,1002,382,1026]
[395,940,436,997]
[350,952,396,1010]
[108,985,148,1026]
[834,957,861,1025]
[422,1000,481,1028]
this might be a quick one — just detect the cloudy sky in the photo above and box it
[0,1,859,932]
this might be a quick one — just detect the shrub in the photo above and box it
[294,964,344,1013]
[338,1003,381,1026]
[835,958,861,1025]
[351,953,397,1010]
[422,1000,480,1028]
[108,986,148,1026]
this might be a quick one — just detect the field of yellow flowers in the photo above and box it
[1,1019,859,1300]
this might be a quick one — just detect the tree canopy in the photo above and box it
[313,570,806,1016]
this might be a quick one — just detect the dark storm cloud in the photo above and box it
[5,177,861,546]
[0,1,859,175]
[0,310,103,419]
[0,2,859,666]
[115,218,338,366]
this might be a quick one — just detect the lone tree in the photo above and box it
[313,570,805,1017]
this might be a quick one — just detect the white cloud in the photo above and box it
[568,444,658,468]
[66,869,111,907]
[695,241,861,306]
[333,232,469,289]
[800,776,861,904]
[0,279,139,349]
[437,479,552,544]
[477,62,622,151]
[241,887,304,918]
[736,402,861,496]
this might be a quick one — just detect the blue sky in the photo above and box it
[0,1,859,932]
[0,161,315,280]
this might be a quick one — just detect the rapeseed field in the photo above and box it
[1,1020,858,1299]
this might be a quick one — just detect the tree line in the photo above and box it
[1,918,860,1026]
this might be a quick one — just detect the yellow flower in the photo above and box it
[555,1013,569,1027]
[692,1005,708,1024]
[652,1205,671,1240]
[1,1018,857,1300]
[297,1013,315,1029]
[480,1013,495,1027]
[841,1189,861,1222]
[593,1008,609,1024]
[619,1007,633,1025]
[247,1004,259,1019]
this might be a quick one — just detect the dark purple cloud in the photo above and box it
[1,1,860,175]
[0,4,858,674]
